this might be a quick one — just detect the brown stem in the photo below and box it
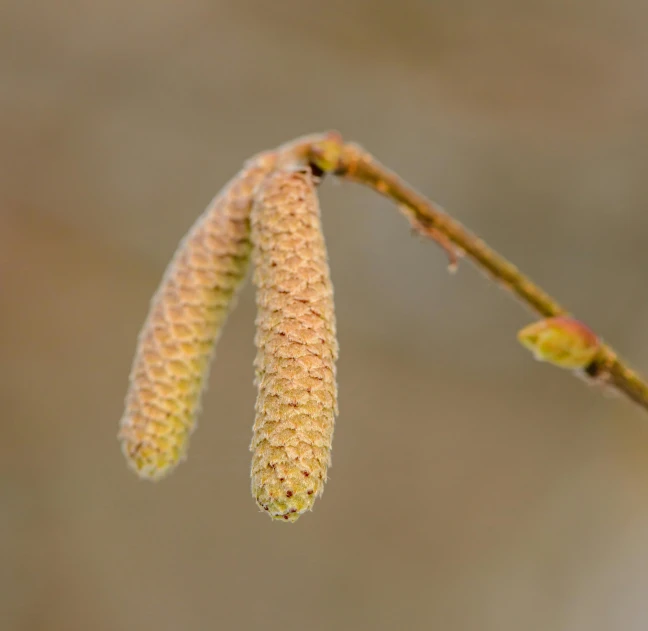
[594,351,648,411]
[305,134,648,414]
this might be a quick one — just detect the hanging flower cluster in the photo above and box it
[118,135,339,522]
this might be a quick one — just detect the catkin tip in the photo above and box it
[119,433,184,481]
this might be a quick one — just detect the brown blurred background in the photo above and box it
[2,1,648,629]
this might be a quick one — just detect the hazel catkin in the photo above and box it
[118,150,278,479]
[250,168,339,522]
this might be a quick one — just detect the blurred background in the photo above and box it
[2,1,648,629]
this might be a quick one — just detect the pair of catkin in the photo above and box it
[118,147,337,522]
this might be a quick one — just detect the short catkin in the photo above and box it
[118,150,278,480]
[250,168,338,521]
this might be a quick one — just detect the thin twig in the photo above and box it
[304,132,648,414]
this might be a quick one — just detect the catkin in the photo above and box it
[118,150,278,480]
[250,168,338,522]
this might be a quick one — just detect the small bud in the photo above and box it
[118,150,278,480]
[250,168,338,522]
[518,316,600,369]
[309,131,344,174]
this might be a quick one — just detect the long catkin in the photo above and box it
[250,168,338,521]
[118,150,277,480]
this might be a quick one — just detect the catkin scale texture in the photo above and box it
[118,151,278,479]
[250,169,338,522]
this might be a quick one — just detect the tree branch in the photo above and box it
[305,132,648,414]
